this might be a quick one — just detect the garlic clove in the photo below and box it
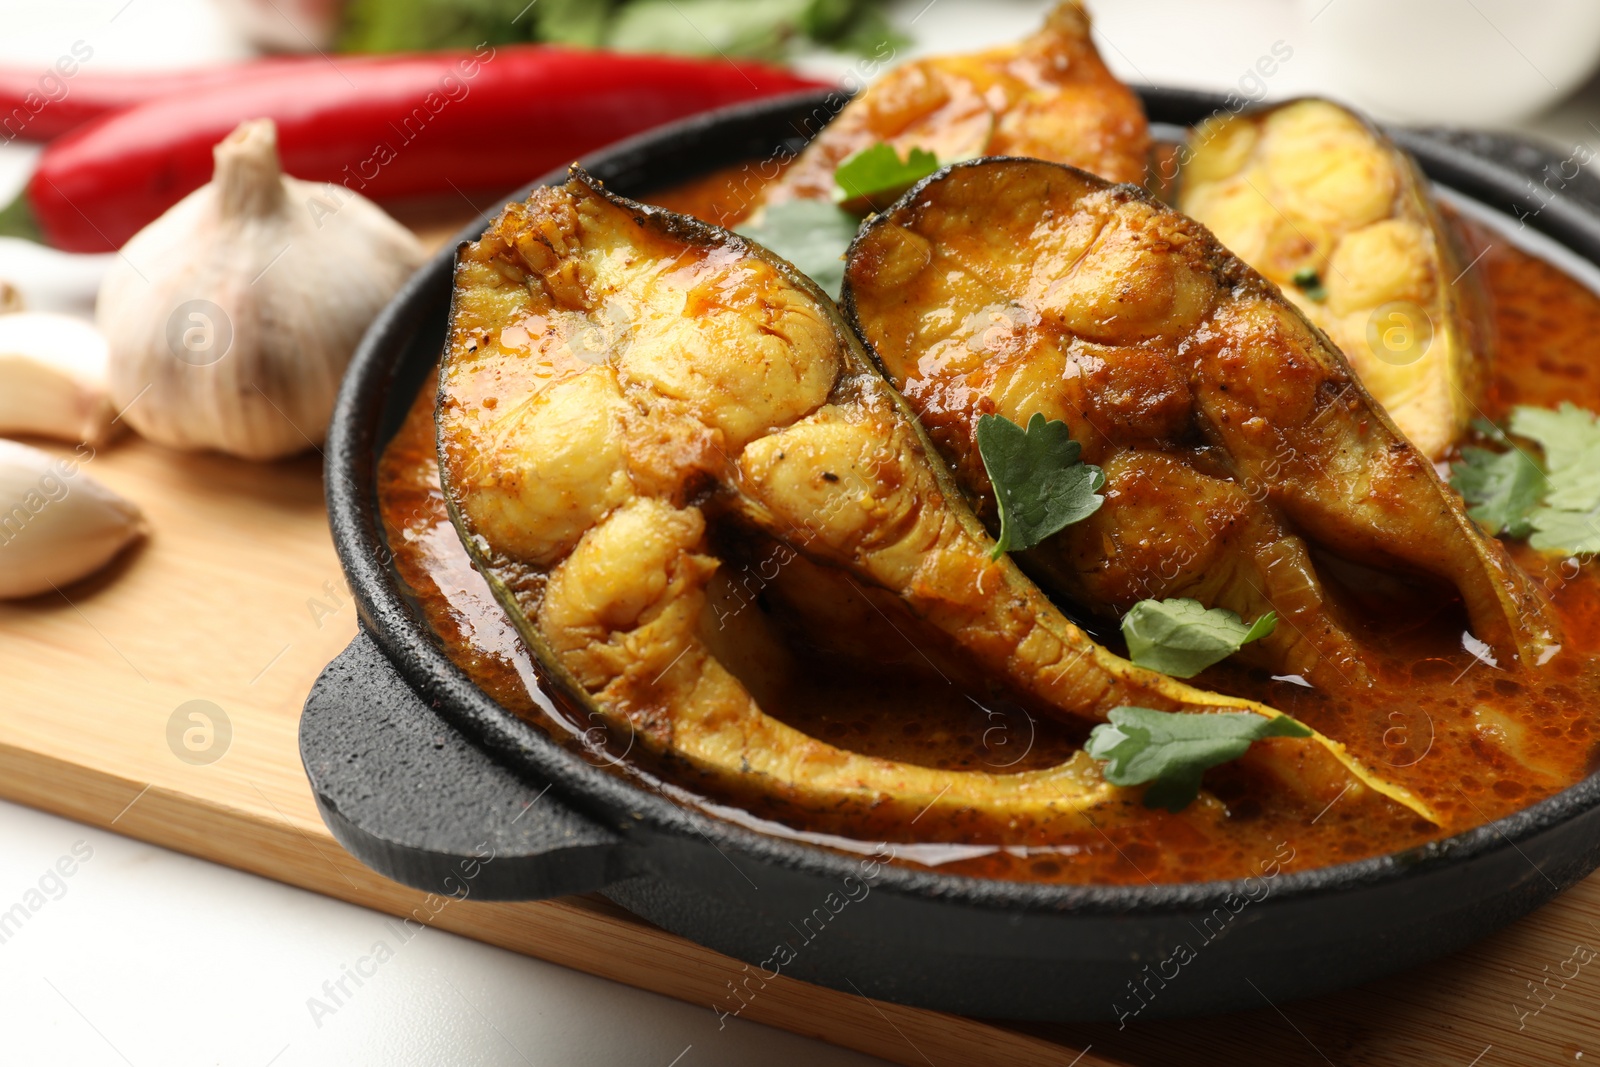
[0,312,119,445]
[0,238,115,318]
[0,438,145,599]
[97,118,426,461]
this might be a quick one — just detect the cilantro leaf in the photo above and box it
[735,200,861,299]
[1290,267,1327,302]
[1493,403,1600,553]
[1085,705,1313,812]
[1541,441,1600,510]
[1509,403,1600,470]
[1532,437,1600,551]
[833,142,941,209]
[1470,416,1511,447]
[1120,597,1277,678]
[1436,402,1600,553]
[1530,504,1600,554]
[975,412,1105,560]
[1450,445,1545,539]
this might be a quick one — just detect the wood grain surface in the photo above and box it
[2,213,1596,1067]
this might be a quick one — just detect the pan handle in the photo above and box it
[300,630,633,901]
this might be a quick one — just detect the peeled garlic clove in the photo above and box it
[0,238,114,318]
[97,118,426,461]
[0,312,118,445]
[0,438,144,599]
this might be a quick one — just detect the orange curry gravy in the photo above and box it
[376,168,1600,885]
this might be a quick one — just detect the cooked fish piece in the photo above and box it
[760,0,1148,215]
[843,158,1556,681]
[1024,448,1365,684]
[437,170,1432,830]
[1177,98,1488,460]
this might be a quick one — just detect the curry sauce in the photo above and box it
[375,171,1600,885]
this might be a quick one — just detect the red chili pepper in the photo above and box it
[25,46,827,252]
[0,54,319,142]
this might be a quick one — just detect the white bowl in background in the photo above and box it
[1303,0,1600,124]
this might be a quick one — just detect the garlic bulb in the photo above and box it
[0,438,144,599]
[0,313,118,444]
[96,118,425,460]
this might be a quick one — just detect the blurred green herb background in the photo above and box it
[341,0,904,58]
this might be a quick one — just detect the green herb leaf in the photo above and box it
[535,0,619,46]
[1290,267,1327,302]
[606,0,812,59]
[1449,445,1545,539]
[832,142,940,208]
[0,193,41,244]
[1120,597,1277,678]
[1438,403,1600,553]
[734,200,861,299]
[1470,415,1511,447]
[1543,446,1600,511]
[1502,403,1600,553]
[823,6,908,55]
[1509,403,1600,470]
[1530,506,1600,554]
[975,412,1105,560]
[339,0,897,58]
[340,0,537,52]
[1085,705,1313,812]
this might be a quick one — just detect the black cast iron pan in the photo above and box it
[302,86,1600,1022]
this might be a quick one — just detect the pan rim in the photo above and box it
[325,85,1600,915]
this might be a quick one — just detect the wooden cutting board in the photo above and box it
[4,213,1598,1067]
